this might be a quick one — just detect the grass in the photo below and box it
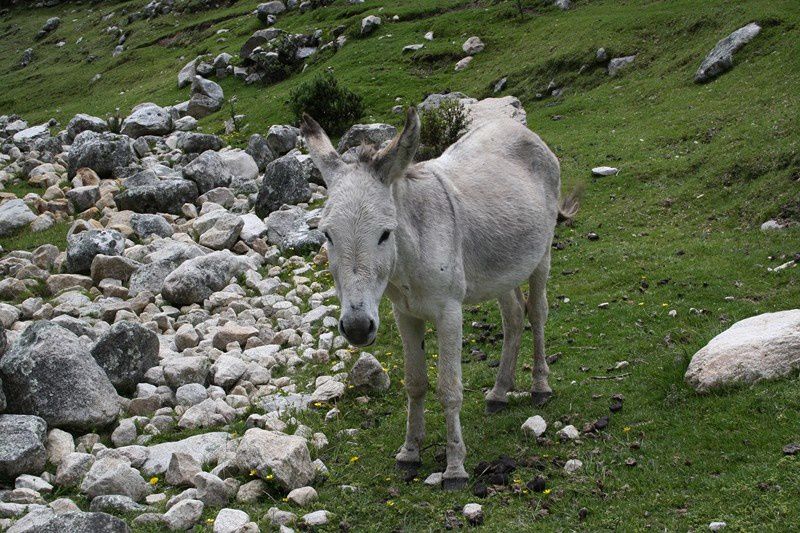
[1,0,799,531]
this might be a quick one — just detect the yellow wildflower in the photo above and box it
[249,469,258,476]
[266,474,274,480]
[623,426,631,433]
[543,489,552,495]
[386,500,395,507]
[149,477,158,485]
[349,456,359,464]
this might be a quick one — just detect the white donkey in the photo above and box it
[300,107,578,490]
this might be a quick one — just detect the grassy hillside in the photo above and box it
[2,0,800,531]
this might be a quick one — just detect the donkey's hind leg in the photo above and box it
[485,288,526,414]
[527,250,553,406]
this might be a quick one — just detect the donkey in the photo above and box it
[300,106,578,490]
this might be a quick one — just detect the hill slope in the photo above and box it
[1,0,799,531]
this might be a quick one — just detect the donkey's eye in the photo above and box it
[323,231,333,245]
[378,230,392,245]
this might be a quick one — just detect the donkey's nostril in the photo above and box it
[367,319,376,334]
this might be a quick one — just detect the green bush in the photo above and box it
[417,99,471,160]
[289,72,364,137]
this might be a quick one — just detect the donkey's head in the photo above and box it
[300,108,420,346]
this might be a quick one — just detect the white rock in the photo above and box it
[709,522,727,531]
[463,503,484,525]
[557,425,579,440]
[164,498,204,530]
[564,459,583,474]
[455,56,473,71]
[521,415,547,438]
[214,508,251,533]
[287,486,318,507]
[462,36,485,54]
[423,472,442,486]
[302,510,330,527]
[592,166,619,176]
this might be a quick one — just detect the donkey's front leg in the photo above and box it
[436,302,468,490]
[394,307,428,471]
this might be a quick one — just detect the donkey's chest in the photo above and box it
[386,261,465,320]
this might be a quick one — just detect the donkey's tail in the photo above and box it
[556,184,584,226]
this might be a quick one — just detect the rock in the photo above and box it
[255,155,312,218]
[132,213,174,239]
[91,254,141,285]
[310,380,345,403]
[80,457,150,502]
[162,356,211,389]
[337,123,397,153]
[194,471,229,507]
[462,36,485,54]
[0,322,120,432]
[211,354,248,389]
[141,432,230,477]
[607,55,636,77]
[348,352,390,391]
[361,15,381,36]
[287,486,317,507]
[237,479,267,503]
[235,428,315,490]
[162,250,252,306]
[89,494,149,514]
[175,384,207,408]
[213,325,259,351]
[178,398,236,429]
[455,56,473,71]
[239,213,268,243]
[165,452,202,487]
[66,185,100,212]
[46,429,75,466]
[564,459,583,473]
[65,229,125,274]
[177,133,223,154]
[20,47,34,67]
[178,58,199,89]
[67,131,137,179]
[213,508,250,533]
[5,505,54,530]
[121,104,173,138]
[220,150,259,194]
[709,522,727,531]
[0,199,37,237]
[521,415,547,438]
[0,415,47,482]
[463,503,483,525]
[183,151,233,194]
[266,125,300,156]
[302,510,330,527]
[257,1,286,22]
[15,474,53,493]
[67,114,109,140]
[591,166,619,176]
[685,310,800,392]
[188,76,224,119]
[116,179,199,215]
[695,23,761,83]
[35,512,131,533]
[12,124,49,144]
[199,213,244,250]
[111,419,137,447]
[90,322,159,395]
[174,116,198,131]
[163,499,204,530]
[557,425,580,440]
[55,452,95,488]
[175,326,201,353]
[246,134,276,172]
[760,220,786,231]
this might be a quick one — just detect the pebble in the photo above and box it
[709,522,727,531]
[462,503,484,525]
[592,166,619,176]
[521,415,547,438]
[564,459,583,473]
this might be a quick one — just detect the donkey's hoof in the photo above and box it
[396,460,422,474]
[531,391,553,406]
[441,476,469,491]
[485,400,508,414]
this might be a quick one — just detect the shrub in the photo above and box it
[289,72,364,137]
[417,99,471,160]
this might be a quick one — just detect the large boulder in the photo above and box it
[177,132,224,154]
[0,198,36,237]
[246,133,276,172]
[131,213,174,239]
[0,414,47,482]
[685,310,800,392]
[90,322,159,395]
[120,104,173,138]
[188,76,224,119]
[337,123,396,153]
[80,457,150,502]
[183,150,233,194]
[67,114,109,141]
[162,250,252,306]
[116,179,199,215]
[234,428,315,490]
[128,241,206,296]
[266,125,300,156]
[695,22,761,83]
[0,322,120,431]
[67,131,137,179]
[37,511,131,533]
[220,149,259,194]
[255,154,312,218]
[140,432,230,476]
[65,229,125,274]
[264,206,324,253]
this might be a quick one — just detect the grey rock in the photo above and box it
[266,125,300,156]
[175,384,207,407]
[337,123,397,153]
[685,310,800,392]
[55,452,95,488]
[348,352,390,391]
[695,23,761,83]
[132,213,174,239]
[213,508,251,533]
[0,199,36,237]
[246,134,276,172]
[80,457,150,502]
[0,415,47,482]
[177,133,223,154]
[607,55,636,77]
[67,114,109,140]
[162,356,210,389]
[121,104,173,138]
[165,452,202,487]
[235,428,315,490]
[116,179,199,215]
[67,131,137,179]
[199,213,243,250]
[188,76,224,119]
[183,151,233,194]
[0,322,120,431]
[255,155,312,218]
[162,250,252,306]
[66,185,100,212]
[36,512,131,533]
[91,255,141,285]
[90,322,159,395]
[194,471,229,507]
[140,432,230,477]
[239,213,268,243]
[65,229,125,274]
[360,15,381,36]
[177,58,199,89]
[163,499,204,530]
[89,494,149,514]
[462,36,485,54]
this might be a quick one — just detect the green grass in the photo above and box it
[1,0,800,530]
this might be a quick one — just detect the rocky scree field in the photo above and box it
[0,0,799,532]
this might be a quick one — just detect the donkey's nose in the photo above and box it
[339,314,376,346]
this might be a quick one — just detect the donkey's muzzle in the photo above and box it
[339,313,376,347]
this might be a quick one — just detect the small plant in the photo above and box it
[226,95,240,133]
[107,107,122,133]
[289,72,364,137]
[417,99,471,161]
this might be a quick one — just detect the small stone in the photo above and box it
[214,508,251,533]
[462,503,483,525]
[462,36,485,54]
[302,510,330,527]
[564,459,583,473]
[521,415,547,438]
[557,425,580,440]
[782,443,800,456]
[709,522,727,531]
[424,472,443,486]
[287,486,318,507]
[592,166,619,176]
[164,498,204,530]
[455,56,473,71]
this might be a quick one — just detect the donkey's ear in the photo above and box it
[374,106,420,184]
[300,113,342,187]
